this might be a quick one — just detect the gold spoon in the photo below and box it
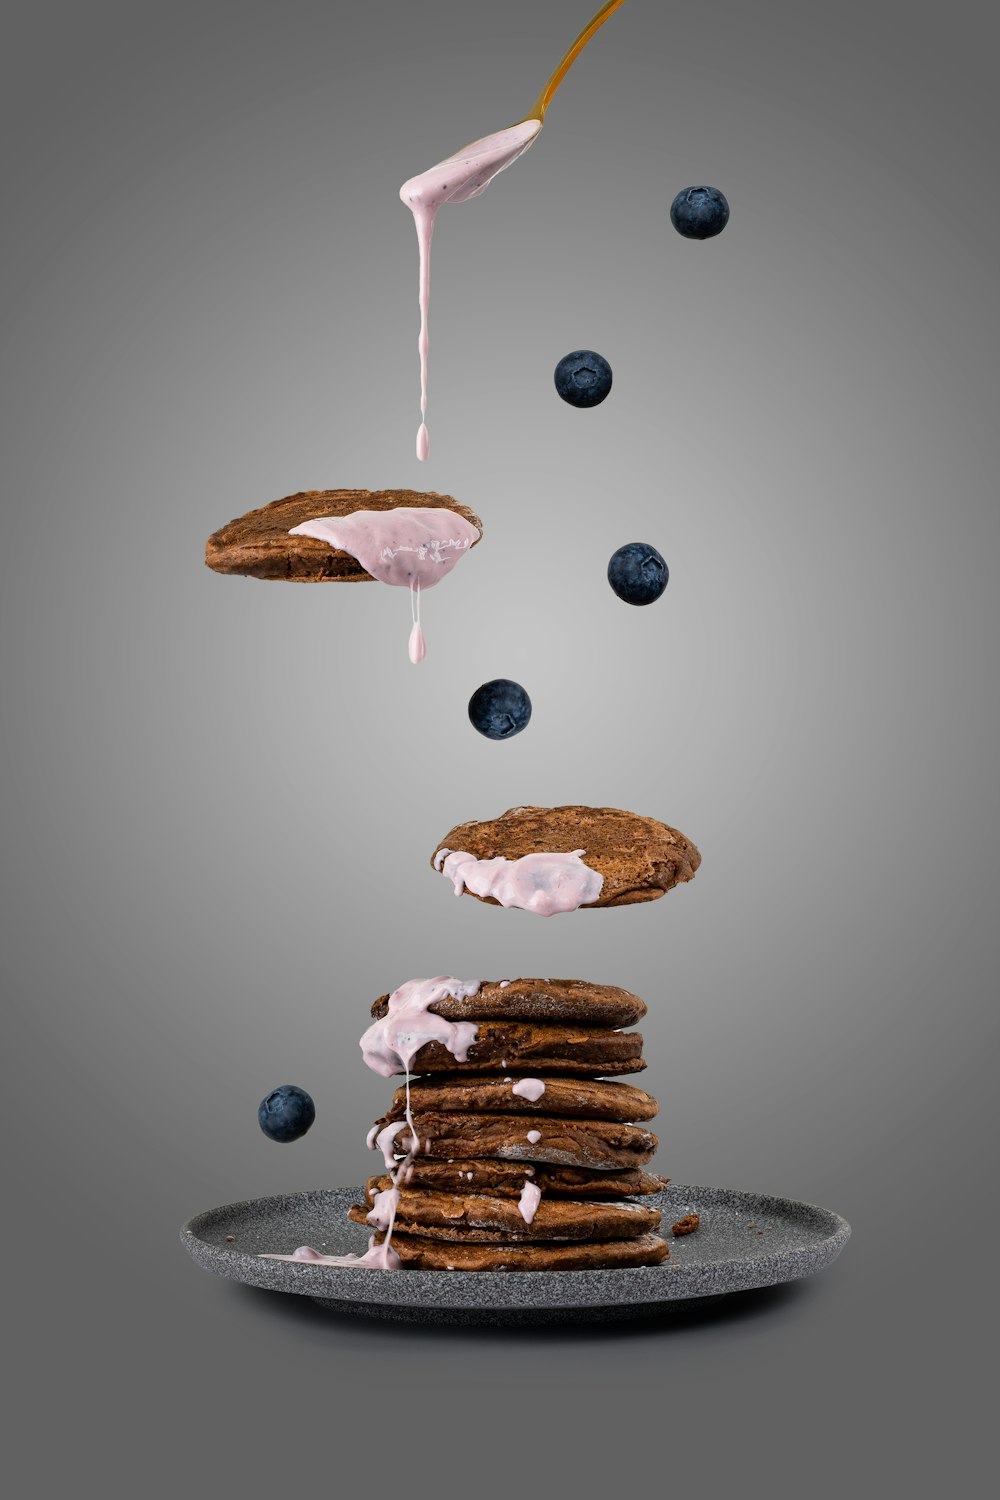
[524,0,627,124]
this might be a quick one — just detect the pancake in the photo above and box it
[370,978,647,1028]
[371,1111,659,1170]
[371,1229,670,1271]
[431,804,700,909]
[205,488,483,582]
[349,1189,661,1243]
[365,1163,669,1199]
[378,1019,645,1076]
[381,1076,658,1123]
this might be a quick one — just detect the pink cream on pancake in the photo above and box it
[262,978,483,1273]
[517,1181,542,1225]
[374,1120,409,1171]
[511,1077,546,1103]
[288,507,479,664]
[360,976,481,1077]
[433,848,604,916]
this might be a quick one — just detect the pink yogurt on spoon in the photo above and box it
[360,978,481,1265]
[400,118,542,460]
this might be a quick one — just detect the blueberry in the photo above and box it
[607,543,669,606]
[554,349,612,408]
[468,678,532,740]
[670,185,730,240]
[258,1085,315,1143]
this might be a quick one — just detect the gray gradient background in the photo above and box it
[2,0,997,1493]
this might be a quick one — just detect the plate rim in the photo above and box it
[181,1182,851,1311]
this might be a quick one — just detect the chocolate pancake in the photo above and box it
[370,978,647,1028]
[372,1112,659,1170]
[382,1076,658,1123]
[386,1020,645,1076]
[349,1190,660,1243]
[372,1230,670,1271]
[431,804,700,909]
[205,488,483,582]
[366,1163,669,1199]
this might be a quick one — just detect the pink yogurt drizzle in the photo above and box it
[433,848,604,916]
[359,976,481,1077]
[373,1119,409,1170]
[511,1077,546,1103]
[362,977,481,1266]
[288,508,478,665]
[526,1129,542,1144]
[399,119,542,460]
[261,978,481,1273]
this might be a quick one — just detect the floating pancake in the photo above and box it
[371,1229,670,1271]
[369,977,647,1028]
[431,804,701,912]
[366,1163,669,1200]
[372,1111,659,1170]
[349,1189,660,1243]
[376,1020,645,1076]
[381,1076,658,1123]
[205,488,483,582]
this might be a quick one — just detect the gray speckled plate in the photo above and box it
[181,1184,850,1325]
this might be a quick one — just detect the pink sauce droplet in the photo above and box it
[511,1077,546,1103]
[416,423,429,461]
[408,621,426,664]
[518,1181,542,1225]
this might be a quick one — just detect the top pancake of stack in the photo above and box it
[369,977,646,1027]
[368,978,647,1078]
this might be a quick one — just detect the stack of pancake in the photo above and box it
[351,978,670,1271]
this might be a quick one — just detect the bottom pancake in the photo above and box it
[349,1189,660,1242]
[368,1161,669,1199]
[372,1230,670,1271]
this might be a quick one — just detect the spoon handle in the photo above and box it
[526,0,626,123]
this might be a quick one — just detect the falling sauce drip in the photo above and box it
[408,580,426,664]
